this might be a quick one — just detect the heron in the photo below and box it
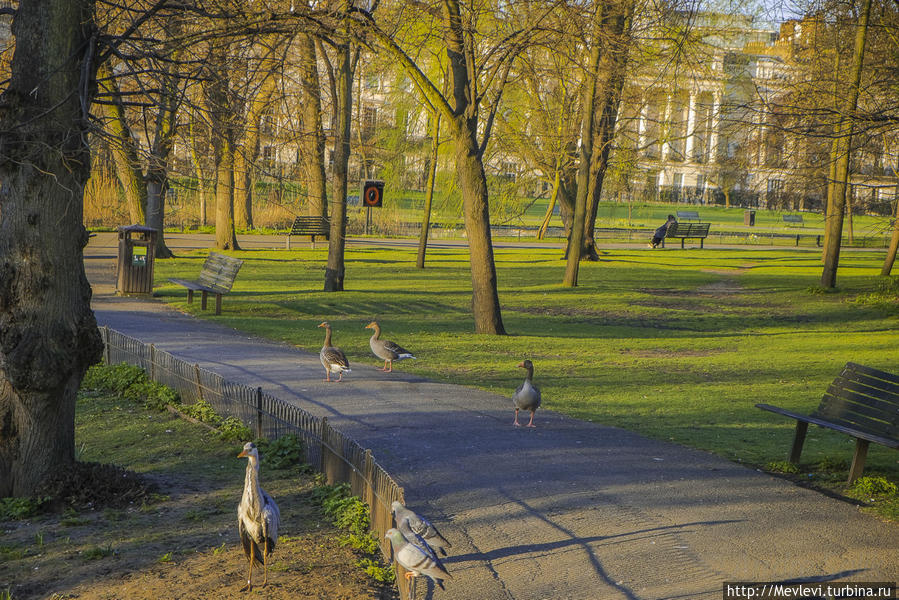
[237,441,281,591]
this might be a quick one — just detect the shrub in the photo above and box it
[256,434,306,470]
[312,483,385,573]
[765,461,800,474]
[0,497,44,521]
[849,476,898,500]
[219,417,252,442]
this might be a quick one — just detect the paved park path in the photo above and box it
[85,233,897,600]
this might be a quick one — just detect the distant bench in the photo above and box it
[169,253,243,316]
[783,214,804,226]
[676,210,700,221]
[664,222,711,249]
[756,362,899,483]
[286,216,331,249]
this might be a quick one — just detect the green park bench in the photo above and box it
[286,215,331,249]
[663,222,711,248]
[756,362,899,483]
[169,253,243,316]
[783,214,804,226]
[676,210,701,221]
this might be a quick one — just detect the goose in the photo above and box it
[318,321,351,382]
[365,321,415,372]
[512,359,541,427]
[237,441,281,591]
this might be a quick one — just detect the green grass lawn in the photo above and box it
[151,244,899,515]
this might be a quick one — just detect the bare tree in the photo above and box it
[357,1,558,333]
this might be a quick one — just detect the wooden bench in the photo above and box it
[756,362,899,483]
[676,210,700,221]
[286,216,330,249]
[663,222,711,248]
[168,253,243,316]
[783,214,804,226]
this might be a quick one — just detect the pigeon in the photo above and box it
[513,359,541,427]
[391,500,451,556]
[385,528,452,590]
[318,321,351,382]
[365,321,415,372]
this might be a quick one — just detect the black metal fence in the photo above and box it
[99,326,413,599]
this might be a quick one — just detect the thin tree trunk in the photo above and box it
[821,0,872,288]
[189,115,209,226]
[299,33,328,219]
[235,76,277,230]
[538,169,561,240]
[325,40,352,292]
[97,63,146,225]
[417,112,441,268]
[0,0,104,497]
[564,30,602,286]
[146,92,178,259]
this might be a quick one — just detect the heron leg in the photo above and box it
[262,543,269,588]
[240,554,254,592]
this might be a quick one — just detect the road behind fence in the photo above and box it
[100,325,413,599]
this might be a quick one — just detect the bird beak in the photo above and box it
[237,450,248,458]
[517,361,525,368]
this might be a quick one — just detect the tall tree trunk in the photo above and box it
[146,92,178,259]
[214,138,241,250]
[417,112,440,268]
[564,29,602,286]
[449,118,505,333]
[821,0,872,288]
[325,39,352,292]
[583,7,630,261]
[97,63,146,224]
[0,0,104,497]
[299,33,328,219]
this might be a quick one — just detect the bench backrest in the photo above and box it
[814,362,899,440]
[197,253,243,292]
[667,222,710,237]
[783,214,803,223]
[677,210,700,221]
[289,215,330,235]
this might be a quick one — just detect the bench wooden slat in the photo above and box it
[820,381,899,421]
[664,222,711,249]
[845,361,899,387]
[286,215,332,249]
[676,210,700,221]
[755,362,899,482]
[168,253,242,315]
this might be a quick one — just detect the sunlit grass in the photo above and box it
[152,244,899,507]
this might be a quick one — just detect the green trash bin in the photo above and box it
[116,225,157,295]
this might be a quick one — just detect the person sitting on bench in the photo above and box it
[650,215,677,248]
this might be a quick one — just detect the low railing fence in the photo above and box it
[99,326,412,599]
